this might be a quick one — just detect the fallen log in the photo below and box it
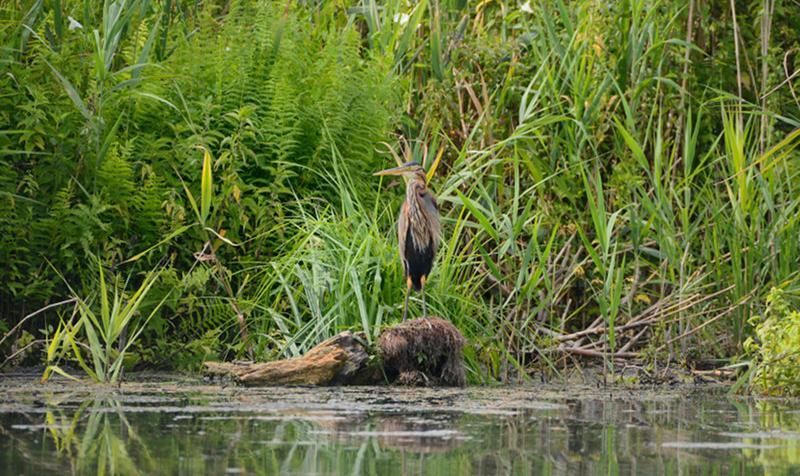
[204,316,466,387]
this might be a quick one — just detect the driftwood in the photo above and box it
[204,316,466,387]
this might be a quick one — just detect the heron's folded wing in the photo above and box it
[397,201,410,273]
[422,191,439,211]
[421,192,441,249]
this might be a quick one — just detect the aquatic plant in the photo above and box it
[43,263,166,384]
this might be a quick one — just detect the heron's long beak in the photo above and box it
[373,164,414,176]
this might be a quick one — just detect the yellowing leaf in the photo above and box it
[201,148,213,225]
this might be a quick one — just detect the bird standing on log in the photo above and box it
[374,161,440,321]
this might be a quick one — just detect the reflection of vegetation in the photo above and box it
[2,390,800,475]
[45,399,155,475]
[38,404,473,475]
[744,289,800,396]
[731,400,800,476]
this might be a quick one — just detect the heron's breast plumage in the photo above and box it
[397,178,439,290]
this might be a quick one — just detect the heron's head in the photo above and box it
[373,161,425,181]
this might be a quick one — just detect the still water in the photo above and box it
[1,375,799,475]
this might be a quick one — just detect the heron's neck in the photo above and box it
[405,175,434,249]
[405,175,427,206]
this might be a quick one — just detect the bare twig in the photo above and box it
[781,48,800,107]
[554,317,655,343]
[759,0,775,155]
[0,339,46,368]
[654,291,755,352]
[0,298,77,349]
[673,0,695,166]
[557,346,639,359]
[729,0,743,103]
[618,326,649,354]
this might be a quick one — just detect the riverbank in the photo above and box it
[3,0,799,391]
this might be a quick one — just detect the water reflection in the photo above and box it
[1,382,800,475]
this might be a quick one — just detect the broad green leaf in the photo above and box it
[456,190,499,241]
[119,224,193,264]
[81,315,106,381]
[174,165,200,223]
[99,263,110,335]
[46,321,64,362]
[614,119,648,171]
[43,59,91,121]
[42,365,80,384]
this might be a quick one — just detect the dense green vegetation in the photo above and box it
[745,288,800,396]
[1,0,799,388]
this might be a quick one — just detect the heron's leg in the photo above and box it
[402,277,412,321]
[421,275,427,316]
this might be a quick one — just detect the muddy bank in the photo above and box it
[0,371,730,409]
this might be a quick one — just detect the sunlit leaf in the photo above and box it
[200,148,213,226]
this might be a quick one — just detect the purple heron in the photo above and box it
[374,161,441,320]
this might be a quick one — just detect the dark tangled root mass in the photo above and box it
[377,316,466,387]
